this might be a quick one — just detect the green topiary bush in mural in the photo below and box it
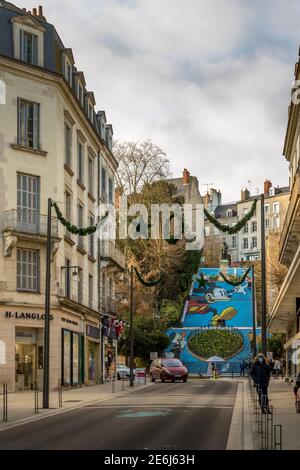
[188,329,243,360]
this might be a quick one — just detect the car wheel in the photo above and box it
[161,377,165,383]
[117,373,121,381]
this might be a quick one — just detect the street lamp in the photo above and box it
[43,198,52,409]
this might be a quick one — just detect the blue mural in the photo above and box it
[165,267,261,374]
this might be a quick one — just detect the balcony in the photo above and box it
[2,210,59,256]
[279,173,300,266]
[100,240,125,271]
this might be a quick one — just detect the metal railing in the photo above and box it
[248,375,283,450]
[4,209,58,237]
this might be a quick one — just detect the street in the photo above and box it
[0,380,237,450]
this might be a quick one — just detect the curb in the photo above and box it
[0,382,153,433]
[226,381,254,450]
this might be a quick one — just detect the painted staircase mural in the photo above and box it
[165,266,260,374]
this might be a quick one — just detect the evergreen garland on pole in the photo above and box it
[219,267,251,286]
[134,267,164,287]
[204,199,257,234]
[53,202,108,236]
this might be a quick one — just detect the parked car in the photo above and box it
[117,363,135,380]
[150,358,188,383]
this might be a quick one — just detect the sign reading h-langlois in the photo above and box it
[5,311,54,321]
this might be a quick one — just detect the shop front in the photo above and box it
[61,329,84,387]
[85,324,101,385]
[15,327,44,391]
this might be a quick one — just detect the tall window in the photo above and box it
[18,99,39,149]
[265,218,270,231]
[109,177,113,205]
[88,156,94,195]
[232,236,237,249]
[251,236,257,248]
[65,258,71,298]
[77,203,84,249]
[78,268,83,304]
[243,223,249,234]
[273,215,280,230]
[17,173,39,229]
[273,202,280,213]
[265,204,270,214]
[101,167,107,200]
[17,248,39,292]
[89,214,94,258]
[20,31,38,65]
[65,123,72,167]
[77,141,84,183]
[65,190,72,235]
[251,221,257,232]
[65,60,72,85]
[242,238,248,250]
[78,84,83,105]
[89,275,93,309]
[226,209,232,218]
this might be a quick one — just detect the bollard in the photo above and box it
[267,405,273,450]
[34,380,39,414]
[58,379,63,407]
[274,424,283,450]
[144,370,147,386]
[112,376,115,394]
[2,384,8,422]
[122,377,125,391]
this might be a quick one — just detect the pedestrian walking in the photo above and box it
[250,353,271,414]
[293,372,300,413]
[274,358,282,378]
[269,358,275,377]
[240,360,246,377]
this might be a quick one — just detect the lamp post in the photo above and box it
[251,265,257,359]
[43,198,52,409]
[260,193,267,356]
[129,265,134,387]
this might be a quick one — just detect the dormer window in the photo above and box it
[20,31,38,65]
[78,84,83,106]
[226,209,233,218]
[65,60,72,85]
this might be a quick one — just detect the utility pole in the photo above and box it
[251,265,257,359]
[43,198,52,409]
[260,194,267,356]
[129,265,134,387]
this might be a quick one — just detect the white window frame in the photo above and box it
[242,238,249,250]
[65,122,72,167]
[77,140,84,183]
[251,236,257,248]
[265,204,270,214]
[88,155,94,196]
[18,98,40,149]
[17,248,39,292]
[273,202,280,214]
[232,236,237,249]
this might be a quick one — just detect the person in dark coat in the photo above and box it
[250,353,271,413]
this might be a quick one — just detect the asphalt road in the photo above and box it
[0,380,237,450]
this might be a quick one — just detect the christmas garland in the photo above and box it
[204,199,257,234]
[134,267,164,287]
[219,267,251,286]
[53,202,109,236]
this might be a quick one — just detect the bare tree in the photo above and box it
[114,140,171,195]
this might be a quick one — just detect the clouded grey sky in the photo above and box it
[23,0,298,201]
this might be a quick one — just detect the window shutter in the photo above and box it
[33,103,39,149]
[32,35,38,65]
[20,30,24,61]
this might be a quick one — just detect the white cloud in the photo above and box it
[22,0,297,200]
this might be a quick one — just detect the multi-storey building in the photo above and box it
[268,51,300,377]
[204,181,289,264]
[0,2,125,391]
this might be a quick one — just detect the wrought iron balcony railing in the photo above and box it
[3,209,58,237]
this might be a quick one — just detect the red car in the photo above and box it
[150,358,188,383]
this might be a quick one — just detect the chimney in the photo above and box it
[183,168,190,185]
[203,193,211,208]
[38,5,43,16]
[32,7,37,15]
[115,187,123,210]
[264,180,272,195]
[241,187,250,201]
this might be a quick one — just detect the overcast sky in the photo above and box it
[23,0,299,201]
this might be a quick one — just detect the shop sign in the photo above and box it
[86,325,100,340]
[15,329,37,343]
[5,311,54,321]
[62,317,79,326]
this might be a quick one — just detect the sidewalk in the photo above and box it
[0,379,150,432]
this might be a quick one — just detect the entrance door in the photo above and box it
[17,173,40,232]
[15,343,36,390]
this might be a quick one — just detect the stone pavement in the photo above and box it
[0,379,149,431]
